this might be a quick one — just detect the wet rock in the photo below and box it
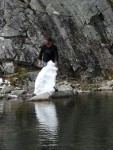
[7,94,17,99]
[51,91,74,99]
[77,89,91,93]
[99,86,113,91]
[29,93,50,102]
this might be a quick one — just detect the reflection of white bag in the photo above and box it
[35,102,58,134]
[34,61,58,95]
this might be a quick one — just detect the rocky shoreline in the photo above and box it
[0,69,113,101]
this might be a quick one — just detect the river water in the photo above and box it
[1,92,113,150]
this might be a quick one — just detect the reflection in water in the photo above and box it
[0,100,4,114]
[0,100,12,114]
[34,102,58,141]
[1,93,113,150]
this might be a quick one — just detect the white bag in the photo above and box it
[34,61,58,95]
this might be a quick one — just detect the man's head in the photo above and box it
[44,36,53,46]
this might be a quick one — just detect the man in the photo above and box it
[38,36,59,67]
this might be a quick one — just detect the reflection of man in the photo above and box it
[38,36,59,67]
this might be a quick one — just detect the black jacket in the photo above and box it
[39,44,59,62]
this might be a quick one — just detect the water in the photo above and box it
[1,92,113,150]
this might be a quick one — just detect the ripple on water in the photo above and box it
[0,93,113,150]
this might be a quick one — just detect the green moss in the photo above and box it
[4,64,28,82]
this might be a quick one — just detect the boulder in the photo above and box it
[29,93,50,102]
[11,90,26,96]
[57,84,73,92]
[2,62,15,74]
[51,91,74,99]
[99,86,113,91]
[107,80,113,87]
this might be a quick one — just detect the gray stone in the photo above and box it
[2,62,15,74]
[1,85,14,94]
[58,84,73,92]
[11,90,26,96]
[107,80,113,87]
[51,91,74,99]
[24,72,39,82]
[99,86,113,91]
[29,93,50,101]
[7,94,17,99]
[99,80,113,91]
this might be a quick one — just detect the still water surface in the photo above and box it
[1,92,113,150]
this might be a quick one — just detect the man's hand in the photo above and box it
[38,60,42,66]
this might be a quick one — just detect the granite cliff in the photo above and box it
[0,0,113,81]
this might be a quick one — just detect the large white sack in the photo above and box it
[34,61,58,95]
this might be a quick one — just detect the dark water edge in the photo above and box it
[1,92,113,150]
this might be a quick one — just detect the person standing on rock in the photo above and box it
[38,36,59,67]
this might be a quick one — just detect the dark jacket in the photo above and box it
[39,44,59,62]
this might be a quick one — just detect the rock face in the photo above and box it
[0,0,113,79]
